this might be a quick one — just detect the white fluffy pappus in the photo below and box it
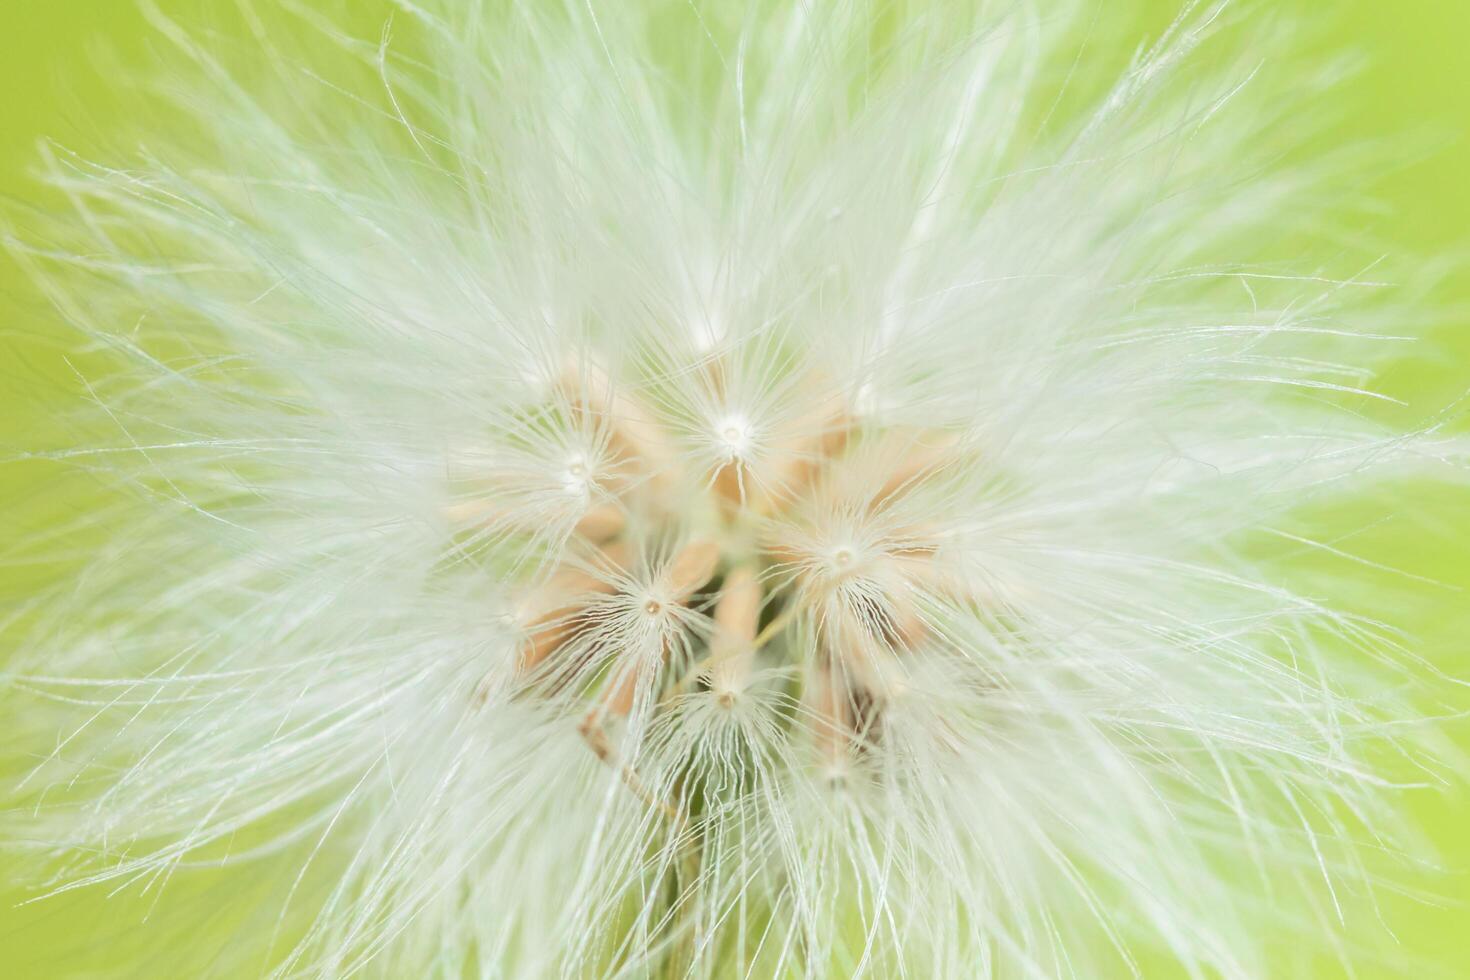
[2,0,1465,977]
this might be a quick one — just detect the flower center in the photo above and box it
[457,356,962,813]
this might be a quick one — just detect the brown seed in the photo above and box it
[709,565,762,699]
[665,539,721,600]
[712,458,748,510]
[808,661,852,771]
[573,502,625,542]
[514,542,629,672]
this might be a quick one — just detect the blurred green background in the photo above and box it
[1,1,1467,976]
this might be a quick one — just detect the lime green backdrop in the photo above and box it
[1,2,1466,977]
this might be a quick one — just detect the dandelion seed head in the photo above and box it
[3,0,1461,977]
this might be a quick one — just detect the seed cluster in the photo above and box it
[455,354,969,815]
